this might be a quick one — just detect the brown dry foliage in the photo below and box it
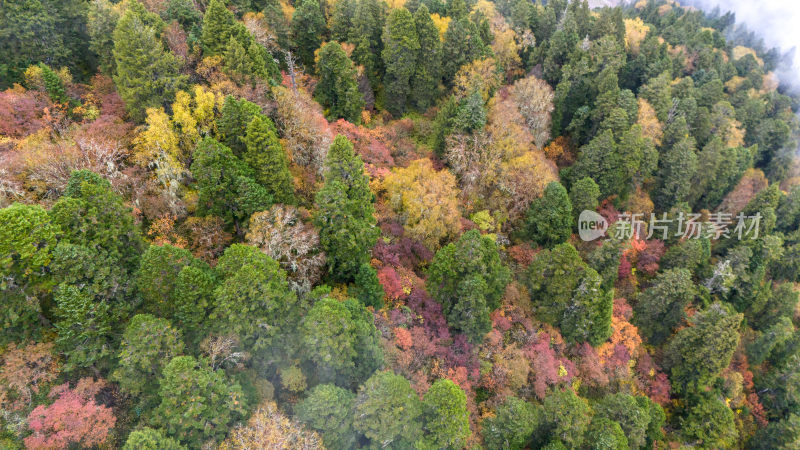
[717,168,768,215]
[508,75,554,149]
[0,342,60,413]
[272,85,332,176]
[179,216,234,265]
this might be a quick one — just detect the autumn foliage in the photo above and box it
[0,0,797,447]
[383,158,461,250]
[24,378,115,449]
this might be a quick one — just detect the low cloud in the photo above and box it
[674,0,800,89]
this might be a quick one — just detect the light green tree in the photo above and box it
[665,302,742,393]
[154,356,247,446]
[410,5,441,110]
[201,0,236,56]
[296,384,357,449]
[353,370,423,448]
[190,137,272,231]
[210,244,299,357]
[421,379,471,448]
[113,0,184,121]
[123,428,185,450]
[112,314,184,403]
[243,115,295,204]
[524,181,572,248]
[301,297,383,388]
[427,230,511,343]
[634,268,697,345]
[291,0,325,68]
[481,396,539,449]
[53,284,114,372]
[0,203,60,343]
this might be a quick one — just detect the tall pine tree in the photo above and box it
[243,115,296,204]
[0,0,90,87]
[427,230,511,343]
[330,0,356,42]
[523,181,572,248]
[655,119,697,210]
[190,137,272,232]
[315,42,364,123]
[113,0,184,121]
[441,17,487,85]
[560,267,613,346]
[382,8,419,117]
[410,5,441,110]
[201,0,236,56]
[350,0,387,89]
[217,95,262,156]
[314,135,378,281]
[665,302,742,393]
[87,0,122,76]
[445,0,467,19]
[291,0,326,69]
[223,36,252,78]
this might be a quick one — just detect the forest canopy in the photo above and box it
[2,0,800,448]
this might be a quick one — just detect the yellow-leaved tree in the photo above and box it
[133,107,182,175]
[219,401,323,449]
[171,85,221,151]
[492,28,523,82]
[636,97,663,146]
[383,158,461,250]
[132,107,185,215]
[624,17,649,56]
[430,14,451,41]
[133,85,222,172]
[710,101,745,148]
[131,85,223,215]
[453,58,503,102]
[443,85,557,224]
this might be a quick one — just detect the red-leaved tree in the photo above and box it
[524,331,574,400]
[25,378,116,449]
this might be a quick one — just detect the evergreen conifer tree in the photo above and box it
[382,8,419,116]
[291,0,326,68]
[410,5,442,110]
[315,42,364,123]
[201,0,236,56]
[113,0,184,121]
[243,115,295,204]
[314,135,378,281]
[441,17,487,85]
